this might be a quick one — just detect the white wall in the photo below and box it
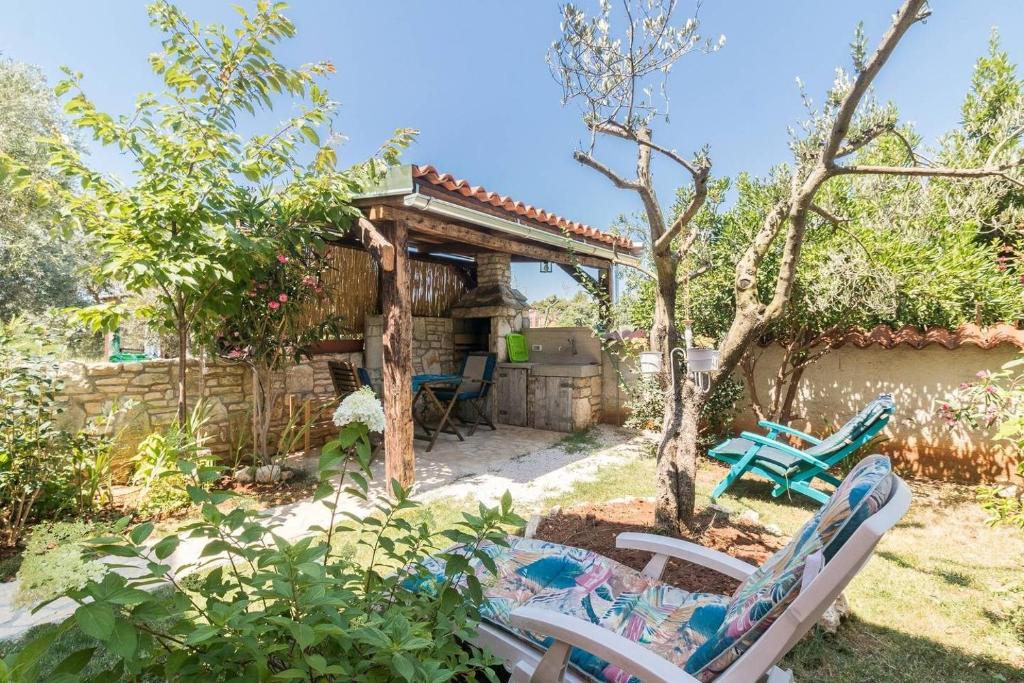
[735,343,1021,483]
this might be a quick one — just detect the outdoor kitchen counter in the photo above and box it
[496,361,601,378]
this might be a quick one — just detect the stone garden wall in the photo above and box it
[362,315,455,388]
[55,352,361,479]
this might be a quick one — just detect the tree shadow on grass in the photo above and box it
[786,616,1024,683]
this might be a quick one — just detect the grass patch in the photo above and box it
[557,428,602,454]
[538,452,1024,681]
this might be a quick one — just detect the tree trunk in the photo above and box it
[655,380,704,531]
[651,259,702,529]
[251,363,277,465]
[777,362,806,425]
[176,294,188,426]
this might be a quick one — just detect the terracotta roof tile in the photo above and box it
[804,323,1024,350]
[412,165,639,252]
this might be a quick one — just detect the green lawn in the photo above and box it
[537,455,1024,683]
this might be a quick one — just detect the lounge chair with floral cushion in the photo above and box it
[411,454,910,683]
[708,394,896,505]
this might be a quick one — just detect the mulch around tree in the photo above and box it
[533,499,783,595]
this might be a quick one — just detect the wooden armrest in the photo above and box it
[616,532,757,581]
[757,420,822,445]
[509,606,698,683]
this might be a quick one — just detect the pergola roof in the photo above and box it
[411,165,637,251]
[354,164,643,269]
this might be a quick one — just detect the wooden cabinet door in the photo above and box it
[532,376,573,432]
[495,367,528,426]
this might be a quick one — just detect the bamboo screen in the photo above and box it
[303,245,470,336]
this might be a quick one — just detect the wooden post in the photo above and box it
[380,219,415,492]
[303,399,311,453]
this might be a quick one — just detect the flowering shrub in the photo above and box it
[10,392,523,681]
[941,357,1024,528]
[333,386,386,433]
[217,246,343,464]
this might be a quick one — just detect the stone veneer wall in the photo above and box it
[362,316,454,389]
[55,353,361,477]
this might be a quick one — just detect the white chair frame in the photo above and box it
[465,476,911,683]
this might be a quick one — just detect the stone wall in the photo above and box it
[363,315,454,388]
[55,352,361,478]
[734,342,1022,483]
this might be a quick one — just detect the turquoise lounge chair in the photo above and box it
[708,394,895,505]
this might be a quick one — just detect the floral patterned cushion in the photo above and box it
[683,454,896,680]
[414,537,729,683]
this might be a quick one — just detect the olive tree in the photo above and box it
[552,0,1024,529]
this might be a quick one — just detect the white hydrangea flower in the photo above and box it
[333,386,385,433]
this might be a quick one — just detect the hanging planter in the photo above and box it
[685,347,720,373]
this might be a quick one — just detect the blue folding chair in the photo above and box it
[708,394,895,505]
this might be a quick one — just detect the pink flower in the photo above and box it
[278,293,288,303]
[268,300,280,310]
[301,275,317,287]
[977,370,990,379]
[277,254,289,264]
[233,331,240,337]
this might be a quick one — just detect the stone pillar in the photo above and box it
[476,253,512,287]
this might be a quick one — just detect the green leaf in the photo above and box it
[391,652,415,682]
[185,624,220,645]
[75,602,115,640]
[108,620,138,659]
[129,521,154,545]
[300,126,320,146]
[53,647,96,675]
[153,535,180,560]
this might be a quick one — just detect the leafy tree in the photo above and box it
[530,292,599,327]
[217,246,341,464]
[0,58,93,319]
[554,0,1024,528]
[22,1,412,425]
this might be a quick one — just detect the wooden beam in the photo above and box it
[380,219,414,492]
[558,263,614,331]
[357,216,395,272]
[368,205,611,270]
[556,262,600,290]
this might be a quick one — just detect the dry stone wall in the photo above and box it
[55,353,360,478]
[363,315,454,388]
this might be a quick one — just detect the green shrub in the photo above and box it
[131,402,214,517]
[0,318,123,546]
[0,317,77,546]
[622,370,744,448]
[942,356,1024,528]
[14,521,106,609]
[9,389,523,681]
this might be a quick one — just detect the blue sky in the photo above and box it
[3,1,1023,300]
